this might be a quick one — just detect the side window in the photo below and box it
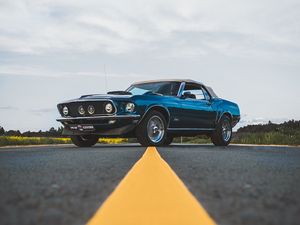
[183,83,206,100]
[189,89,205,100]
[157,82,180,96]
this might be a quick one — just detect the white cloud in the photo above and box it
[0,0,300,130]
[0,106,19,110]
[0,65,143,78]
[0,0,299,60]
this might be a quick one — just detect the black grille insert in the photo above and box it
[60,101,116,117]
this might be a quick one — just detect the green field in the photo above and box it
[1,133,299,147]
[0,136,127,147]
[174,132,300,146]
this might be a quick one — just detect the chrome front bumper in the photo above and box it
[57,114,141,136]
[56,114,141,122]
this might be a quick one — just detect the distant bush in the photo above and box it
[0,136,71,147]
[237,120,300,134]
[233,120,300,146]
[0,126,4,136]
[232,132,300,145]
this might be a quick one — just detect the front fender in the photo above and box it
[213,99,240,126]
[131,95,173,127]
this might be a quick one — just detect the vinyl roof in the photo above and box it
[131,79,218,98]
[132,79,204,86]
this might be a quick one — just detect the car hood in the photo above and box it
[61,94,134,104]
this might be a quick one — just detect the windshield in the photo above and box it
[126,82,180,96]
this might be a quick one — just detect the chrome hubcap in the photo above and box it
[80,135,89,141]
[147,116,165,143]
[222,120,232,142]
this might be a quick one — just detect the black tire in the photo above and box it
[70,135,99,147]
[211,115,232,146]
[136,110,167,146]
[162,136,173,146]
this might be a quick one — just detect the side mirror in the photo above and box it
[182,91,196,99]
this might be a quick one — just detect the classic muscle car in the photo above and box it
[57,79,240,147]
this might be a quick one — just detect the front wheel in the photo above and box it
[162,136,173,146]
[136,110,167,146]
[70,135,99,147]
[211,115,232,146]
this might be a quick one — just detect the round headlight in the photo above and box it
[105,103,113,113]
[62,106,68,116]
[87,105,95,115]
[78,105,85,115]
[125,103,135,112]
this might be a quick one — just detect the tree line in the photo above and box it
[0,126,64,137]
[1,120,299,138]
[236,120,300,135]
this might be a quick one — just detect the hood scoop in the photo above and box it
[107,91,132,95]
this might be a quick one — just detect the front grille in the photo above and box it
[59,101,116,117]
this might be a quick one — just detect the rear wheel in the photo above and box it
[70,135,99,147]
[211,115,232,146]
[136,110,167,146]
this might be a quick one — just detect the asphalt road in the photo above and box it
[0,144,300,225]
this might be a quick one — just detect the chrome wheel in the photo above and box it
[222,119,232,142]
[80,136,88,141]
[147,115,165,143]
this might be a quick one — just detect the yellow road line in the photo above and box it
[87,147,217,225]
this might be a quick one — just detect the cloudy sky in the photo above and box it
[0,0,300,131]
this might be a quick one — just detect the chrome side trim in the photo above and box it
[167,128,215,131]
[57,115,140,122]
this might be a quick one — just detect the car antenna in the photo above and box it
[104,64,108,93]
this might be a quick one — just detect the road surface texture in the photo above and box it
[0,144,300,225]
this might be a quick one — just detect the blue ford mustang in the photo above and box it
[57,79,240,147]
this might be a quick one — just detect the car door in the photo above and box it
[176,83,216,129]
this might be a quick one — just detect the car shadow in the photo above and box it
[91,143,216,149]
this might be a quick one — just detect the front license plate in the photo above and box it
[70,125,95,131]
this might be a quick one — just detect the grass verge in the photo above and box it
[0,136,128,147]
[172,133,300,146]
[1,132,299,147]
